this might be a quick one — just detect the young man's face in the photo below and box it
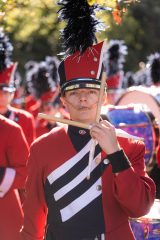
[0,90,13,110]
[61,88,105,124]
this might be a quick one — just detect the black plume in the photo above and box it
[26,61,57,99]
[58,0,104,55]
[45,56,60,86]
[107,40,127,76]
[0,29,13,72]
[147,53,160,84]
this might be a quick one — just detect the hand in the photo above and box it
[90,120,121,155]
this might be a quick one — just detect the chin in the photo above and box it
[76,117,93,124]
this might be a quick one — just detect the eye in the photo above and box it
[68,91,77,96]
[89,90,97,94]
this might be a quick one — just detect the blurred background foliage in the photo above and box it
[0,0,160,77]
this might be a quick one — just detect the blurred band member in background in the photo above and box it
[0,114,29,240]
[0,29,36,147]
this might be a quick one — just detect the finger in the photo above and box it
[100,120,115,129]
[90,125,107,136]
[91,121,110,131]
[100,120,117,136]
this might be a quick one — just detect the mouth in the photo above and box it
[78,107,90,111]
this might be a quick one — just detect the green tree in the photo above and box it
[1,0,160,74]
[100,0,160,71]
[1,0,62,76]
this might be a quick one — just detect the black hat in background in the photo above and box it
[0,28,17,92]
[147,53,160,85]
[25,59,59,102]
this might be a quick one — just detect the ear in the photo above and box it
[60,96,67,108]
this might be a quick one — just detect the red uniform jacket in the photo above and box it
[21,126,155,240]
[0,115,29,240]
[7,106,36,146]
[35,119,54,138]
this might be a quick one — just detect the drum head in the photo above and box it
[139,199,160,222]
[130,199,160,240]
[116,88,160,123]
[101,105,158,167]
[105,89,125,105]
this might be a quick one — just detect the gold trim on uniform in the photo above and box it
[64,84,101,91]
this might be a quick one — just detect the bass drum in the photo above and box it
[130,199,160,239]
[116,86,160,123]
[101,105,159,169]
[105,89,125,105]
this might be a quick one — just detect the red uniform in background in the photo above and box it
[0,115,29,240]
[6,105,36,146]
[0,61,36,147]
[24,60,62,138]
[24,94,41,119]
[105,40,127,105]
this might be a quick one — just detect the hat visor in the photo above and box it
[61,78,101,93]
[0,85,16,92]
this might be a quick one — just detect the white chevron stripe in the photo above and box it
[47,139,94,184]
[60,178,102,222]
[54,153,101,201]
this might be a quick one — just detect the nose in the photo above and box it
[79,92,87,102]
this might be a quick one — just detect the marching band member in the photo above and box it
[36,92,61,137]
[24,60,63,137]
[21,1,155,239]
[106,40,128,105]
[0,29,36,147]
[146,53,160,199]
[146,52,160,87]
[0,114,29,240]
